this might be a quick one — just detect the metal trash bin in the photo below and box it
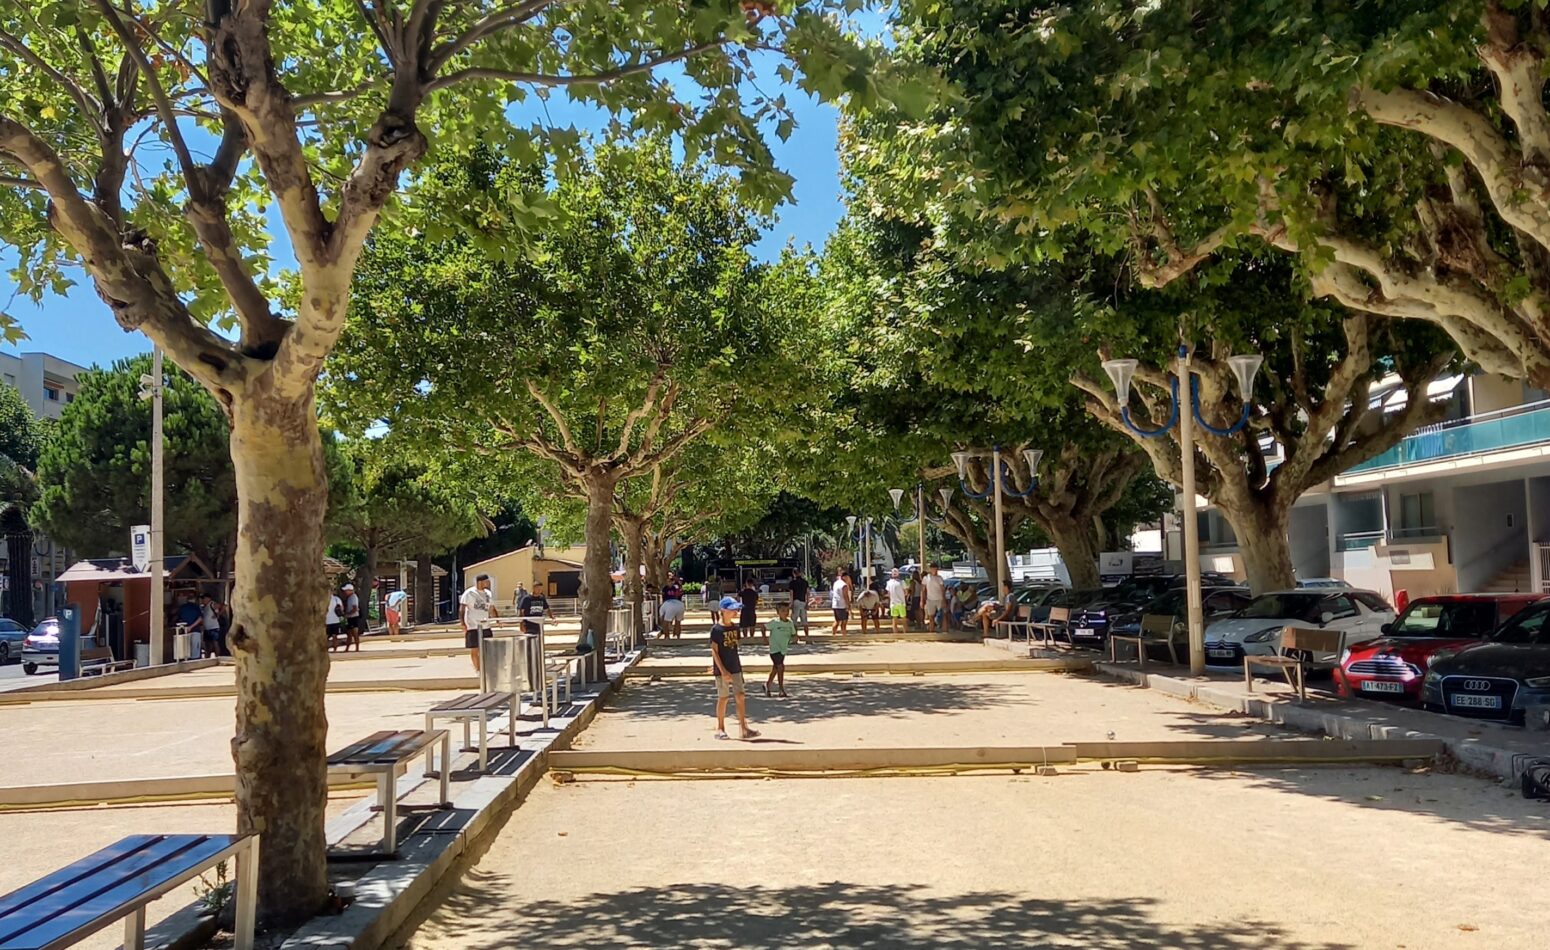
[479,632,534,697]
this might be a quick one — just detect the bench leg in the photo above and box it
[478,713,489,772]
[440,731,451,804]
[507,698,518,747]
[123,906,146,950]
[234,837,259,950]
[1138,642,1146,670]
[379,772,398,855]
[1244,661,1254,692]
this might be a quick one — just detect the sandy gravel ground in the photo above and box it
[636,639,1030,673]
[0,687,469,786]
[577,671,1286,751]
[392,769,1550,950]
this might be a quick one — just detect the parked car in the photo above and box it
[1203,590,1393,666]
[1295,577,1353,590]
[1063,588,1139,647]
[0,618,27,664]
[20,617,60,675]
[1108,585,1254,640]
[1336,593,1545,703]
[1422,600,1550,723]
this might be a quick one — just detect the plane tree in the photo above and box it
[0,0,897,920]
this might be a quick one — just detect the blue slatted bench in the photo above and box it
[327,729,451,857]
[0,833,258,950]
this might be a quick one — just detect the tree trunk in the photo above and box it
[578,474,619,680]
[358,545,378,631]
[622,519,644,648]
[414,552,435,624]
[1045,516,1102,589]
[1220,502,1295,594]
[225,392,330,925]
[643,533,665,591]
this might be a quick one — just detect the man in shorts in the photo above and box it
[383,587,407,636]
[764,602,795,698]
[788,569,810,640]
[324,588,344,652]
[830,568,852,636]
[885,568,908,636]
[922,563,947,633]
[341,583,362,652]
[855,579,881,636]
[711,596,759,739]
[460,573,498,672]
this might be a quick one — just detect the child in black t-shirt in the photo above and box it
[711,596,759,740]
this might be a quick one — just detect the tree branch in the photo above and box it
[524,380,582,457]
[425,40,725,94]
[430,0,556,71]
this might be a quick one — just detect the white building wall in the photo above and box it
[1453,481,1528,591]
[0,351,86,419]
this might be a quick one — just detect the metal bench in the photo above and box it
[1244,626,1348,701]
[1108,613,1183,668]
[0,833,257,950]
[1030,606,1075,648]
[425,692,517,772]
[78,646,135,677]
[544,654,587,709]
[326,730,451,856]
[995,604,1033,647]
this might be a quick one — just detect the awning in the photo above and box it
[57,556,198,584]
[1381,374,1464,413]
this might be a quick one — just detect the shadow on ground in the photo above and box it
[1182,765,1550,841]
[604,676,1025,724]
[395,880,1349,949]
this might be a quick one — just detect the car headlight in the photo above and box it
[1525,676,1550,688]
[1244,626,1283,644]
[1422,670,1441,690]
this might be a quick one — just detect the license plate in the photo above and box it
[1075,627,1095,637]
[1208,648,1235,658]
[1360,680,1404,694]
[1451,694,1501,709]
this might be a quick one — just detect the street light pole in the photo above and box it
[991,445,1006,594]
[917,485,927,571]
[1177,349,1205,675]
[147,348,165,665]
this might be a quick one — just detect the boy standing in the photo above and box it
[886,568,908,636]
[764,602,796,698]
[830,568,851,636]
[711,596,759,739]
[788,569,810,641]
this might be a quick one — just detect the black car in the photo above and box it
[1422,599,1550,723]
[1108,585,1254,639]
[1063,588,1134,646]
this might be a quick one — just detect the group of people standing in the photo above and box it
[458,573,556,672]
[827,563,952,635]
[173,590,231,658]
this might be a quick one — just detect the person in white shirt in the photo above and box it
[384,588,408,636]
[460,573,499,672]
[830,568,852,636]
[885,568,908,636]
[325,589,344,652]
[922,564,948,633]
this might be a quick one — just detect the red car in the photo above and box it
[1336,593,1547,702]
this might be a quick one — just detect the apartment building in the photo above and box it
[0,350,86,419]
[1182,372,1550,600]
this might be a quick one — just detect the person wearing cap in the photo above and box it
[342,583,362,652]
[460,573,499,672]
[885,568,908,636]
[711,595,759,739]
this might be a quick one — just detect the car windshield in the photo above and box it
[29,620,59,637]
[1236,593,1325,623]
[1069,589,1110,607]
[1143,590,1187,614]
[1490,604,1550,645]
[1389,601,1498,638]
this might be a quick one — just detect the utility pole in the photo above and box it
[140,349,165,665]
[992,446,1007,594]
[1177,347,1205,675]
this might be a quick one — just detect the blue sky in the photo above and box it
[0,72,855,372]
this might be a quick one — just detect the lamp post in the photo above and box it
[1097,345,1262,675]
[138,348,165,666]
[949,448,1043,593]
[889,485,951,573]
[845,515,858,574]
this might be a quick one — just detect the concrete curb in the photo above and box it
[1094,661,1549,784]
[0,657,218,696]
[629,658,1091,677]
[278,652,642,949]
[0,676,483,705]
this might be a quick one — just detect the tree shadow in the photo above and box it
[1179,765,1550,841]
[395,879,1350,949]
[603,676,1026,725]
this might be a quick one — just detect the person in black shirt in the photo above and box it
[711,596,759,739]
[788,569,810,641]
[518,589,554,637]
[739,579,760,640]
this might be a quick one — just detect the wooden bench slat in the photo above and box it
[326,730,409,764]
[0,835,241,950]
[430,692,512,713]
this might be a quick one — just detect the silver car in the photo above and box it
[0,617,27,664]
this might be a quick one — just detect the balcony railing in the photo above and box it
[1337,530,1386,551]
[1345,400,1550,474]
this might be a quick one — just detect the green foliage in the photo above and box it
[325,140,819,528]
[0,381,41,471]
[30,355,236,568]
[326,439,488,565]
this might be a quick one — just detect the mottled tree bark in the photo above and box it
[1221,500,1296,594]
[579,473,619,680]
[621,518,645,648]
[1044,515,1102,589]
[226,393,330,923]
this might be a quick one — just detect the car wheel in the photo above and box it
[22,662,37,675]
[0,642,8,663]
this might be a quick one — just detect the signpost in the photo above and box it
[131,525,151,573]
